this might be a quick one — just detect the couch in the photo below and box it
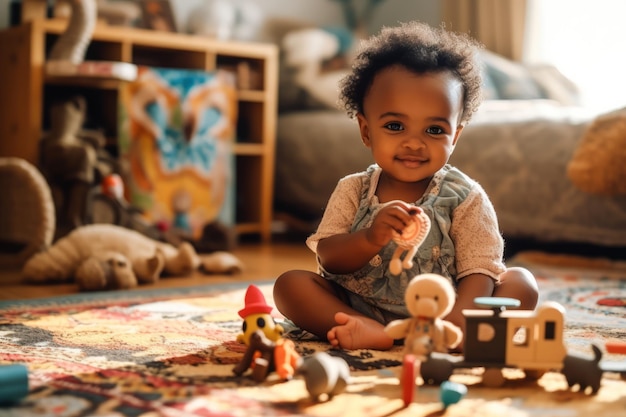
[273,47,626,255]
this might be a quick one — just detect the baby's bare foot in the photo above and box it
[327,312,394,350]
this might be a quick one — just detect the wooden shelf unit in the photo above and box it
[0,19,279,242]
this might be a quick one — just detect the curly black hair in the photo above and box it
[339,21,484,125]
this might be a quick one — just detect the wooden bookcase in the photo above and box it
[0,19,278,242]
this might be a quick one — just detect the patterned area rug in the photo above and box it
[0,263,625,417]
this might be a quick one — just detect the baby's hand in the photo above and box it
[366,201,422,247]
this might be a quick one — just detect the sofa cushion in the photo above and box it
[480,50,545,100]
[479,51,581,106]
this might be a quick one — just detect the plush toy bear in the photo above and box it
[22,224,243,291]
[384,273,462,359]
[567,106,626,195]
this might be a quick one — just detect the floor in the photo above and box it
[0,240,317,301]
[3,235,624,301]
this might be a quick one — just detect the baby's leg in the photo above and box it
[273,271,393,350]
[273,270,343,339]
[493,266,539,310]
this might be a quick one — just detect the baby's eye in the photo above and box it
[384,122,404,131]
[426,126,445,135]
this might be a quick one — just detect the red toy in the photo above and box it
[606,341,626,355]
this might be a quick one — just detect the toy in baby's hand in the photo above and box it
[384,274,462,360]
[389,207,431,275]
[21,224,242,291]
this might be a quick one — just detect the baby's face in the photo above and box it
[357,65,464,188]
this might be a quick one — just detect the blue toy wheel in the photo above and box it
[474,297,521,315]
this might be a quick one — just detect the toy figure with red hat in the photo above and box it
[234,285,300,382]
[236,284,284,346]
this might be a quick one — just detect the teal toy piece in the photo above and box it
[0,364,29,405]
[440,380,467,408]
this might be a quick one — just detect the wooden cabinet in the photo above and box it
[0,19,278,242]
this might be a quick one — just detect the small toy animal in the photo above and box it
[237,285,284,346]
[389,206,431,275]
[296,352,351,402]
[384,274,462,359]
[561,344,604,395]
[232,330,301,382]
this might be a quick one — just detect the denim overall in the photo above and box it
[320,164,472,324]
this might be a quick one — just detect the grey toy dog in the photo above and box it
[297,352,351,401]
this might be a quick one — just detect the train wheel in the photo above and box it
[482,368,505,387]
[401,354,419,406]
[524,369,545,381]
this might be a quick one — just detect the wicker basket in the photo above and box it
[0,157,55,269]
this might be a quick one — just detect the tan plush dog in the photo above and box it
[384,273,462,359]
[567,107,626,195]
[22,224,243,291]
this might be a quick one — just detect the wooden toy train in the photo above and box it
[403,297,626,403]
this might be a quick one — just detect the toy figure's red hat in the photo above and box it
[238,284,273,318]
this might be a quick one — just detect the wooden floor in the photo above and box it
[0,241,317,301]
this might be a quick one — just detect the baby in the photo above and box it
[273,21,538,350]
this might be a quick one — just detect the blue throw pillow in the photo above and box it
[480,50,545,100]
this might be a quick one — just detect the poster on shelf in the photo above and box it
[118,66,238,240]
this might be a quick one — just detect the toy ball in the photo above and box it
[440,380,467,408]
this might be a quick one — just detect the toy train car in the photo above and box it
[418,299,603,390]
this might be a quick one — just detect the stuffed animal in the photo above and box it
[567,107,626,195]
[389,207,431,275]
[384,274,462,359]
[21,224,243,291]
